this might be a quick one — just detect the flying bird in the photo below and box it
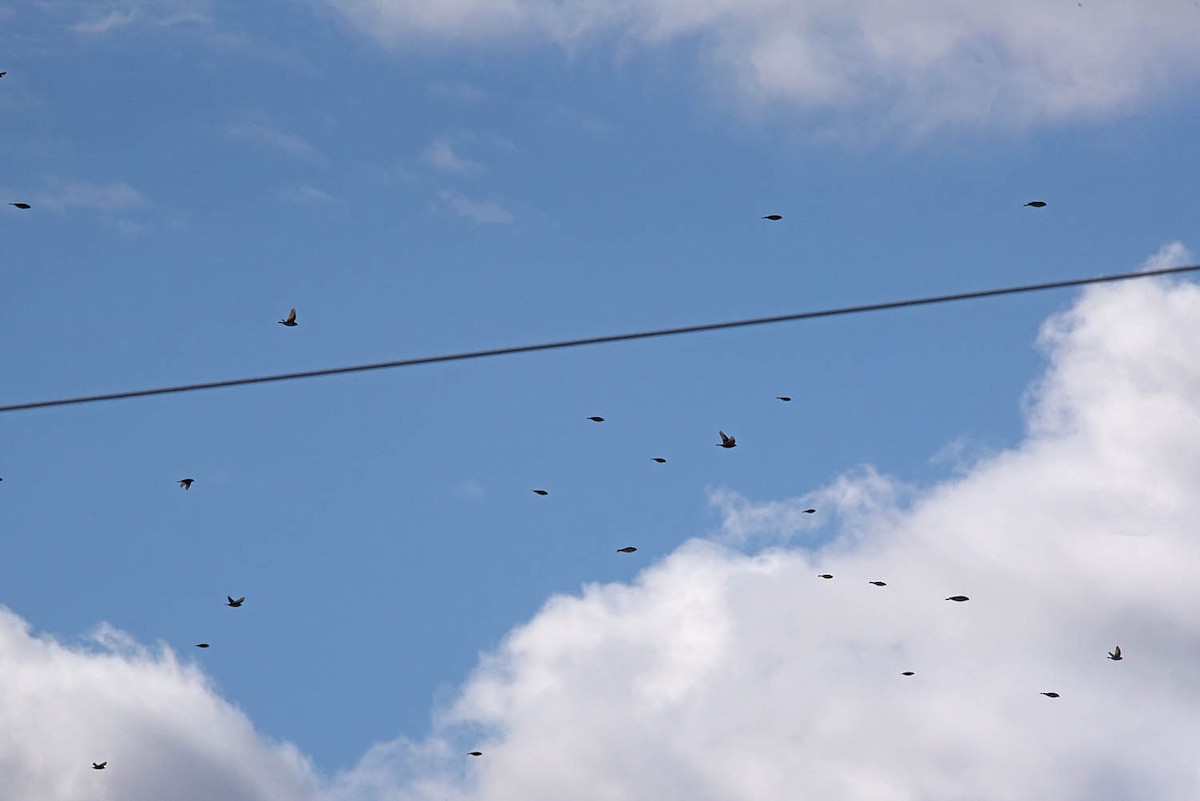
[1108,645,1122,661]
[776,396,792,402]
[869,581,887,586]
[278,308,297,326]
[945,595,970,602]
[195,643,210,648]
[1041,692,1060,698]
[0,72,6,78]
[586,416,605,422]
[92,762,106,770]
[717,431,736,448]
[532,489,549,496]
[762,214,783,221]
[817,574,833,579]
[9,202,30,209]
[1024,201,1047,208]
[226,596,244,607]
[901,671,915,676]
[803,508,816,514]
[617,546,638,553]
[651,457,667,463]
[468,751,483,757]
[178,478,194,490]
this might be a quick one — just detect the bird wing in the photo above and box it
[719,431,729,443]
[1114,645,1121,657]
[286,308,296,323]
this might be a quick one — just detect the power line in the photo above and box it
[3,263,1198,414]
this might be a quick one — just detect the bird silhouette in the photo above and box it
[1024,201,1047,208]
[278,308,297,326]
[195,643,210,648]
[468,751,483,757]
[586,416,605,422]
[9,202,30,209]
[226,596,244,607]
[616,546,637,553]
[776,396,792,402]
[1108,645,1122,661]
[651,457,667,463]
[178,478,194,490]
[0,72,6,78]
[818,574,833,579]
[1041,692,1060,698]
[92,762,106,770]
[901,671,915,676]
[717,431,736,448]
[531,489,549,496]
[762,214,783,221]
[869,581,887,586]
[945,595,970,602]
[803,508,816,514]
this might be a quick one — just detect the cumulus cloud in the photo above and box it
[438,190,514,223]
[0,610,319,801]
[335,252,1200,801]
[323,0,1200,133]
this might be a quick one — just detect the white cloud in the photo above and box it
[423,138,481,174]
[72,10,139,35]
[66,1,212,36]
[438,190,514,224]
[277,184,337,204]
[226,119,325,163]
[323,0,1200,133]
[336,251,1200,800]
[427,81,487,103]
[0,609,320,801]
[34,180,146,212]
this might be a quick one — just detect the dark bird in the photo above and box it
[901,671,915,676]
[803,508,816,514]
[92,762,106,770]
[869,581,887,586]
[226,596,244,608]
[1108,645,1122,661]
[651,457,667,463]
[586,416,605,422]
[717,431,736,448]
[762,214,783,221]
[0,72,6,78]
[278,307,297,326]
[1041,692,1060,698]
[818,574,833,579]
[178,478,194,491]
[1024,201,1047,208]
[9,202,30,209]
[468,751,483,757]
[532,489,549,496]
[776,396,792,402]
[617,546,638,553]
[945,595,970,602]
[195,643,210,648]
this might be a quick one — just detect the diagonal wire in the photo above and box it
[3,263,1198,414]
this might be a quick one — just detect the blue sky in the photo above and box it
[3,2,1200,799]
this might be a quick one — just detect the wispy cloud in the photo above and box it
[33,180,146,212]
[427,80,487,103]
[439,190,514,224]
[225,119,325,164]
[71,9,138,35]
[423,137,481,174]
[277,184,337,204]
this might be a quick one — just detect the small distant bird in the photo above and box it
[196,643,210,648]
[226,596,244,607]
[776,396,792,402]
[717,431,736,448]
[586,416,605,422]
[0,72,6,78]
[468,751,483,757]
[869,581,887,586]
[178,478,194,491]
[532,489,549,496]
[651,457,667,463]
[901,671,915,676]
[762,214,783,221]
[9,202,30,209]
[803,508,816,514]
[945,595,970,602]
[92,762,106,770]
[1024,201,1047,208]
[1041,692,1060,698]
[1108,645,1122,661]
[278,308,297,326]
[616,546,637,553]
[817,574,833,579]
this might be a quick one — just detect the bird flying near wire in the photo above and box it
[717,431,736,448]
[762,214,783,221]
[278,308,297,326]
[945,595,970,602]
[178,478,194,490]
[1108,645,1122,661]
[92,762,107,770]
[9,202,30,209]
[226,596,244,607]
[616,546,637,553]
[1024,201,1047,208]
